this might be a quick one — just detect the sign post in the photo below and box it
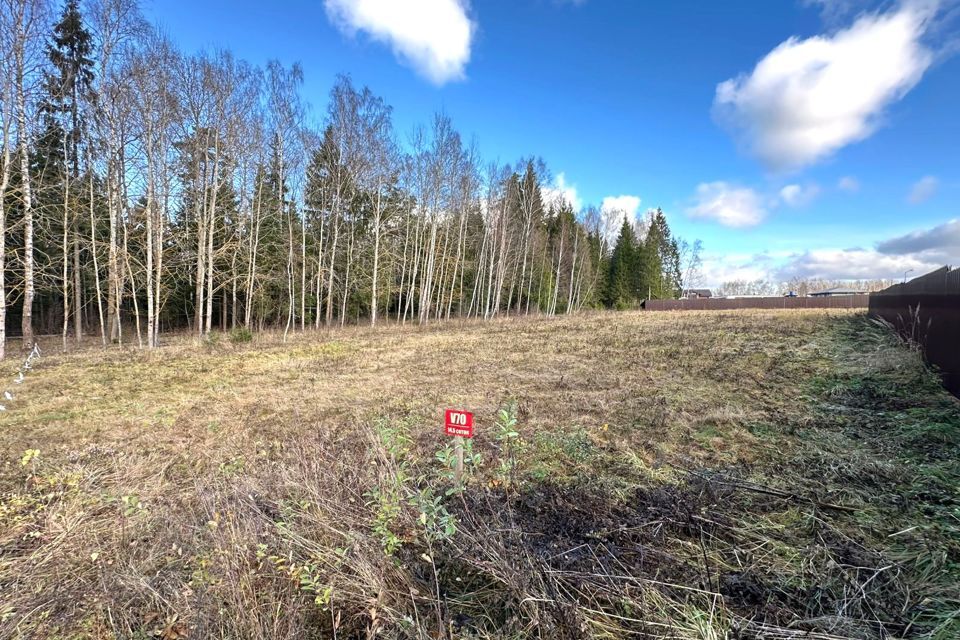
[444,409,474,483]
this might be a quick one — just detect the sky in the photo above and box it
[143,0,960,287]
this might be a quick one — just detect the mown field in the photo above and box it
[0,310,957,639]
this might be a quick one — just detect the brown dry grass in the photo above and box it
[0,310,829,466]
[0,310,956,639]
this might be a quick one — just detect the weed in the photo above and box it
[229,327,253,344]
[411,486,457,542]
[492,401,524,487]
[218,456,245,476]
[120,494,146,517]
[435,438,482,490]
[19,448,39,467]
[201,331,221,350]
[368,482,406,555]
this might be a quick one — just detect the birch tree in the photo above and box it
[4,0,49,349]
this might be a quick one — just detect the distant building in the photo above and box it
[809,287,867,297]
[683,288,712,299]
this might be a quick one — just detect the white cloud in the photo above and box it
[907,175,938,204]
[837,176,860,192]
[687,182,767,227]
[774,248,938,281]
[324,0,474,84]
[598,195,643,245]
[700,217,958,286]
[714,2,936,170]
[600,195,642,219]
[701,252,776,286]
[704,247,937,286]
[541,173,583,211]
[780,185,804,206]
[779,183,821,207]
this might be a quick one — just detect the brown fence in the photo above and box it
[643,295,870,311]
[868,266,960,395]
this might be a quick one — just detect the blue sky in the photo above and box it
[143,0,959,285]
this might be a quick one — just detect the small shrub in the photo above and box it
[200,332,220,350]
[229,327,253,344]
[494,401,524,486]
[435,439,482,491]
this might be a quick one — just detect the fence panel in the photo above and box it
[869,266,960,395]
[643,295,869,311]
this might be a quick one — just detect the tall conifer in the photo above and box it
[605,216,636,308]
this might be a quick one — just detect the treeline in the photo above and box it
[716,278,898,297]
[0,0,694,355]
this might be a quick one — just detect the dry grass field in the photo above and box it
[0,310,957,639]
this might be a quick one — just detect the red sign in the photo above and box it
[444,409,474,438]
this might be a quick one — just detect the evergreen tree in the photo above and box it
[520,161,544,221]
[630,225,651,300]
[644,208,681,299]
[641,213,663,299]
[43,0,95,177]
[24,0,98,343]
[587,229,607,308]
[605,217,637,308]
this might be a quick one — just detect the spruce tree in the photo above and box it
[605,217,637,308]
[630,226,650,300]
[644,208,681,298]
[44,0,95,177]
[642,213,664,299]
[35,0,96,343]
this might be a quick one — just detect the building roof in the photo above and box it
[809,287,867,296]
[683,288,712,297]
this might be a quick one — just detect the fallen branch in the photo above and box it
[672,461,859,513]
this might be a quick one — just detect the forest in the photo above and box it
[0,0,694,358]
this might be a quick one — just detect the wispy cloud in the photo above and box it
[701,217,959,286]
[779,183,821,207]
[714,1,937,170]
[837,176,860,192]
[701,251,783,286]
[324,0,474,84]
[687,182,767,227]
[774,248,935,281]
[802,0,866,24]
[907,175,938,204]
[541,173,583,211]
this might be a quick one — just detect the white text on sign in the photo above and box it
[444,409,474,438]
